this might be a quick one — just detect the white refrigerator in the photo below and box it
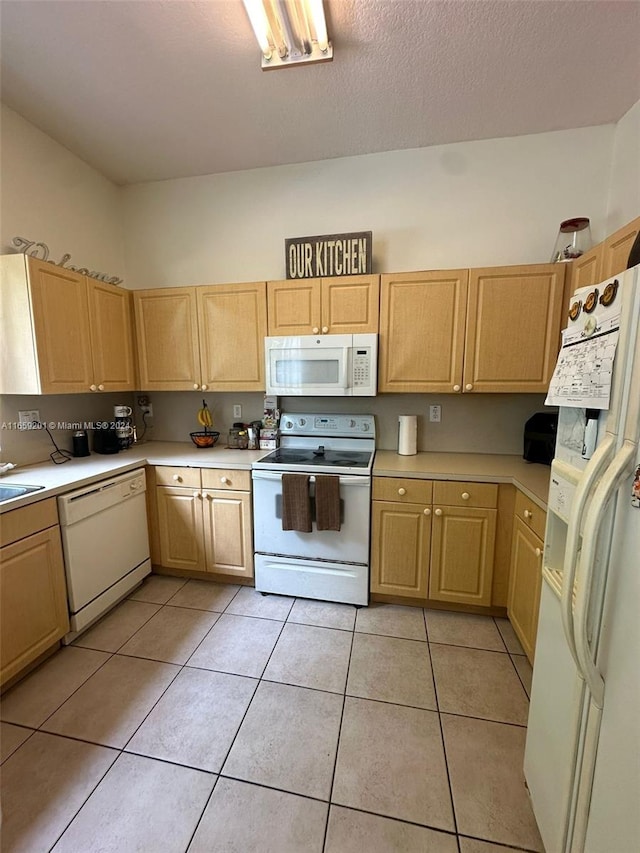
[524,263,640,853]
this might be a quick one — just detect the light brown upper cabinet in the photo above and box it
[198,283,267,391]
[267,275,379,336]
[378,270,469,393]
[464,263,565,393]
[601,215,640,279]
[380,263,564,394]
[134,282,267,392]
[570,245,603,294]
[0,255,135,394]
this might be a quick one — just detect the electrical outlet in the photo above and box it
[429,405,441,423]
[18,409,41,427]
[140,403,153,417]
[233,404,242,419]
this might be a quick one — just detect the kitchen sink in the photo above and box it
[0,484,45,503]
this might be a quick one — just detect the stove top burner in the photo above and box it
[259,448,372,469]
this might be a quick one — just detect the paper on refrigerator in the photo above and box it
[545,309,620,410]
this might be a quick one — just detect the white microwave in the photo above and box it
[265,333,377,396]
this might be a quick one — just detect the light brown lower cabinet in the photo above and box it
[370,478,497,606]
[428,505,497,606]
[370,501,431,598]
[154,466,253,579]
[1,499,70,686]
[507,517,544,664]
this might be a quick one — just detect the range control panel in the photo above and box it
[279,413,375,438]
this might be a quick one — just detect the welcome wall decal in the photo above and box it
[285,231,372,279]
[12,237,123,285]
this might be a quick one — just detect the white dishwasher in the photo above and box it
[58,468,151,641]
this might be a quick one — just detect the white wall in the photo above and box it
[0,104,125,279]
[121,124,615,289]
[605,98,640,234]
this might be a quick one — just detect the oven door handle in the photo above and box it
[251,471,369,486]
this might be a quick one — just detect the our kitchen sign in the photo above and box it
[285,231,372,279]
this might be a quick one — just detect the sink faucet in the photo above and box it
[0,462,16,476]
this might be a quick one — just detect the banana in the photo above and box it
[197,402,213,429]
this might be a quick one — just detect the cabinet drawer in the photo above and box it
[433,481,498,508]
[373,477,433,504]
[201,468,251,491]
[514,489,546,540]
[0,498,58,548]
[155,466,201,488]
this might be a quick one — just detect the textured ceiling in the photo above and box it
[1,0,639,186]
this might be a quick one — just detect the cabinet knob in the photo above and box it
[398,487,406,496]
[311,327,318,334]
[221,476,229,484]
[201,384,208,391]
[465,383,473,391]
[461,492,470,501]
[453,384,461,392]
[90,384,97,391]
[172,474,182,482]
[193,490,201,498]
[322,326,329,334]
[423,508,431,516]
[524,509,532,519]
[193,383,199,390]
[535,547,542,558]
[98,384,105,391]
[434,508,443,516]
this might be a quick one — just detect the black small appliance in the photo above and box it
[523,412,558,466]
[72,430,90,457]
[93,428,120,455]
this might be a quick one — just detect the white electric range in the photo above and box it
[251,413,375,606]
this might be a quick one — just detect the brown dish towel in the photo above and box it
[281,473,312,532]
[315,474,341,531]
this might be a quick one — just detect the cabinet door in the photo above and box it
[198,282,267,391]
[267,279,322,335]
[464,264,565,393]
[1,526,69,686]
[601,216,640,278]
[156,486,206,571]
[429,506,496,606]
[203,490,253,579]
[507,518,543,663]
[134,288,201,390]
[88,281,136,392]
[28,259,94,394]
[371,501,431,598]
[379,270,468,393]
[570,245,602,294]
[321,275,379,334]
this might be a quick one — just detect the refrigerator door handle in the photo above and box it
[561,433,615,671]
[574,438,637,709]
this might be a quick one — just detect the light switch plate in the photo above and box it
[429,405,441,423]
[233,404,242,419]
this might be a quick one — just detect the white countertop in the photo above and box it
[374,451,551,509]
[0,441,269,513]
[1,443,551,514]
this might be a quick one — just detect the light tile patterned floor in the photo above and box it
[0,577,541,853]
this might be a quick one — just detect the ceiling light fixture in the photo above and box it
[243,0,333,70]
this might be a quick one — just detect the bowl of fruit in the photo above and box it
[190,400,220,448]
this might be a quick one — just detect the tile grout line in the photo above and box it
[423,606,460,840]
[508,653,532,699]
[322,620,356,853]
[180,594,295,850]
[46,581,235,852]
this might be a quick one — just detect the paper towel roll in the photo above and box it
[398,415,417,456]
